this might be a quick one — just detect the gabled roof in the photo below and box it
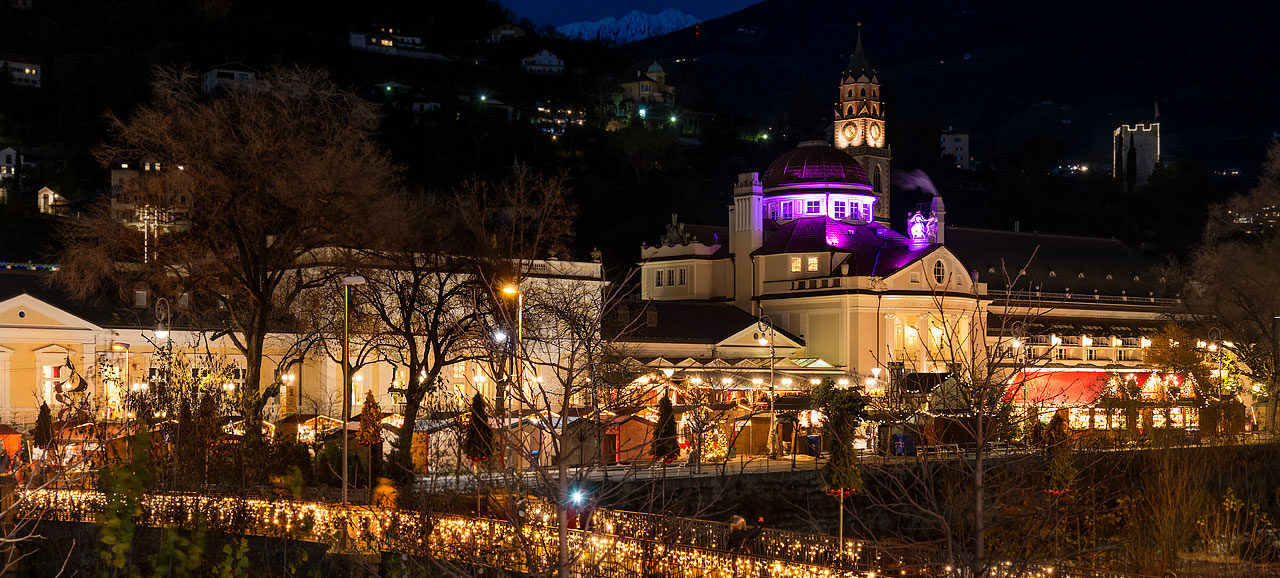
[610,300,803,346]
[754,217,941,276]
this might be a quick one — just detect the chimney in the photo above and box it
[930,196,946,244]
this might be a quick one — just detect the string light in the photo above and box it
[19,489,1080,578]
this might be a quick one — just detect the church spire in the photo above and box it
[847,22,873,77]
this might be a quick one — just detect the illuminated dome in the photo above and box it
[762,141,872,192]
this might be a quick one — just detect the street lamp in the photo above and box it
[501,284,524,468]
[757,313,778,458]
[340,274,365,508]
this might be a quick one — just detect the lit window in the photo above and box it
[42,365,63,405]
[667,269,675,286]
[678,268,686,286]
[782,202,793,219]
[806,200,820,214]
[862,203,871,221]
[655,270,664,287]
[833,201,846,219]
[807,257,819,272]
[790,257,802,272]
[933,260,945,283]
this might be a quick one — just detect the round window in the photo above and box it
[933,260,945,284]
[17,310,25,319]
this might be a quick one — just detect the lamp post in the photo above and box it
[1208,327,1223,400]
[340,274,365,508]
[502,284,523,468]
[757,313,778,458]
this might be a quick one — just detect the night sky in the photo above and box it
[502,0,760,25]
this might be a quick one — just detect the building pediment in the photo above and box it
[0,293,103,333]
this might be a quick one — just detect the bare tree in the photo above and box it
[1185,142,1280,430]
[856,256,1090,575]
[55,66,395,443]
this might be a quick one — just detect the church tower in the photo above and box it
[833,24,891,222]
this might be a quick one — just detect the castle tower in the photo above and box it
[833,24,891,223]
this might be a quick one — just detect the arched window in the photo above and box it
[933,260,946,284]
[873,166,883,193]
[847,89,853,98]
[845,105,854,116]
[860,88,866,97]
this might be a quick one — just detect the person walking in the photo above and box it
[726,515,764,554]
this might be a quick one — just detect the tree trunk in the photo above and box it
[558,461,570,578]
[973,415,986,571]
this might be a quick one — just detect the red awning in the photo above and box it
[1007,371,1107,406]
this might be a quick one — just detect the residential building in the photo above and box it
[349,29,448,61]
[201,63,260,94]
[522,50,565,75]
[0,53,40,87]
[619,61,675,106]
[941,129,971,170]
[489,23,527,43]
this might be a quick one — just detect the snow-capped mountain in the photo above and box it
[557,8,700,44]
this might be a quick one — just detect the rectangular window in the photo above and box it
[782,202,793,219]
[833,201,846,219]
[910,272,920,283]
[666,269,675,286]
[1056,348,1068,360]
[807,257,819,272]
[134,290,148,308]
[678,268,686,286]
[655,270,663,287]
[42,365,62,405]
[790,257,802,272]
[768,204,778,219]
[862,204,871,221]
[806,200,820,214]
[1087,349,1098,361]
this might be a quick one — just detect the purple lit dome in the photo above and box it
[762,141,872,192]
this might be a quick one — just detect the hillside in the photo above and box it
[631,0,1280,173]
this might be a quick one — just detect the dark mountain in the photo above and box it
[630,0,1280,173]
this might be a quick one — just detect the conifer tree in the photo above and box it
[653,394,679,462]
[463,393,493,462]
[33,402,53,448]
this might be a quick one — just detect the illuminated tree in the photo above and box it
[1141,324,1212,404]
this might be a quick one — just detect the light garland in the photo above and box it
[17,490,1142,578]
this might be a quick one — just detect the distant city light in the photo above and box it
[638,107,647,118]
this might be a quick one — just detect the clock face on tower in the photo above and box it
[841,123,859,141]
[869,123,881,141]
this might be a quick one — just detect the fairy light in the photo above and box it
[19,489,1080,578]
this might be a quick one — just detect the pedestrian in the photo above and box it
[726,515,764,554]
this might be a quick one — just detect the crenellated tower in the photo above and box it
[833,23,891,222]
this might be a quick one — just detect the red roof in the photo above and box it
[1007,371,1107,406]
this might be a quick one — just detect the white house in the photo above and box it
[522,50,565,75]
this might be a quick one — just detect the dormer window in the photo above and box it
[806,200,820,214]
[807,257,819,272]
[791,257,802,272]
